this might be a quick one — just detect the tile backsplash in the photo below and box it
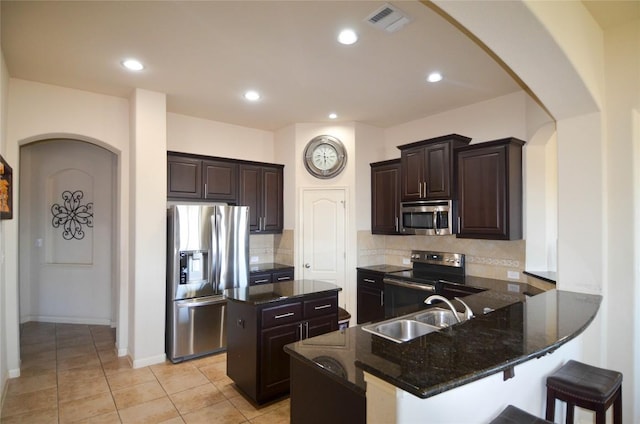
[358,231,526,282]
[249,230,294,265]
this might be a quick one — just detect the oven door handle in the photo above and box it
[383,278,436,292]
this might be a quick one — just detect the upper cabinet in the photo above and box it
[168,152,284,234]
[398,134,471,201]
[370,159,401,235]
[455,137,525,240]
[239,164,284,234]
[167,153,237,202]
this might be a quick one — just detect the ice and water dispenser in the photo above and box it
[179,251,209,285]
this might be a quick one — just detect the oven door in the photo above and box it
[383,277,438,318]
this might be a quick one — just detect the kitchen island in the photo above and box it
[285,283,601,423]
[224,280,341,405]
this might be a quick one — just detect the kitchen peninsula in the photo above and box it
[224,280,341,404]
[285,280,601,423]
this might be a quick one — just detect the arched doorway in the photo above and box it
[19,139,117,329]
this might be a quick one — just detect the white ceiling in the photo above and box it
[1,1,636,132]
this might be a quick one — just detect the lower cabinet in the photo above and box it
[227,293,338,404]
[357,269,385,324]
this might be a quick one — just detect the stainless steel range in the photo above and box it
[383,250,466,318]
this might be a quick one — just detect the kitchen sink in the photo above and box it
[414,307,465,328]
[362,319,440,343]
[361,307,469,343]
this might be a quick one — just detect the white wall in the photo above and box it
[0,49,10,403]
[167,112,274,163]
[355,123,386,232]
[5,79,131,364]
[384,91,528,153]
[128,89,167,367]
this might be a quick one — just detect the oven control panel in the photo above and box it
[410,250,464,268]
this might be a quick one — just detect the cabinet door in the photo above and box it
[457,144,507,238]
[400,147,425,201]
[203,160,237,201]
[167,155,202,199]
[371,161,401,234]
[261,166,283,233]
[239,165,261,232]
[305,315,338,339]
[424,142,450,199]
[357,285,384,324]
[260,322,300,400]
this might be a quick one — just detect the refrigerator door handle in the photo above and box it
[211,211,221,292]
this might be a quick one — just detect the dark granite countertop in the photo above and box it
[224,279,341,305]
[357,264,412,274]
[249,262,294,274]
[285,289,601,399]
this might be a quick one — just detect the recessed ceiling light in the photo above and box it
[244,90,261,101]
[328,113,338,119]
[122,58,144,71]
[427,72,443,83]
[338,29,358,45]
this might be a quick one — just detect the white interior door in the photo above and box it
[19,139,115,325]
[301,188,347,308]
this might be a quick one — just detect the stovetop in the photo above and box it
[384,250,466,285]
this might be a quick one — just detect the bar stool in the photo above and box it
[490,405,553,424]
[545,360,622,424]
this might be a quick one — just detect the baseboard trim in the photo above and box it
[132,353,166,369]
[20,315,111,326]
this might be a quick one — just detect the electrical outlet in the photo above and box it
[507,270,520,280]
[250,256,259,263]
[402,258,411,265]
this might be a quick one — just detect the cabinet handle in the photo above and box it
[363,278,376,284]
[274,312,294,319]
[380,291,384,306]
[304,321,309,339]
[423,181,427,197]
[395,216,399,232]
[254,279,269,284]
[276,276,291,281]
[298,323,303,340]
[458,216,461,232]
[314,304,332,310]
[204,183,208,197]
[418,181,422,196]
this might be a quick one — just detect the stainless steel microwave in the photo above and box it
[400,200,454,235]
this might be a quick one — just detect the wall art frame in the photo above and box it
[0,155,13,220]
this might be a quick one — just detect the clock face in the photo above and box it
[304,135,347,179]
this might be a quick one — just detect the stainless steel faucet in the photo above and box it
[424,295,474,323]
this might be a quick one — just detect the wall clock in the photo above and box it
[303,135,347,179]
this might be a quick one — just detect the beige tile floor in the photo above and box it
[1,322,290,423]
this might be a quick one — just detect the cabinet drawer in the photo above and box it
[357,272,384,289]
[262,302,303,328]
[272,269,294,283]
[304,296,338,319]
[250,273,272,286]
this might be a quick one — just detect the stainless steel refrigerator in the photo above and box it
[166,203,249,363]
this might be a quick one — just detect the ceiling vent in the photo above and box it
[366,3,410,33]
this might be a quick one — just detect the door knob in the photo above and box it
[304,263,310,268]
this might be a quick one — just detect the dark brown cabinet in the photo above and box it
[456,137,525,240]
[227,293,338,404]
[357,269,385,324]
[249,267,294,286]
[398,134,471,201]
[371,159,401,235]
[167,153,237,202]
[239,164,284,234]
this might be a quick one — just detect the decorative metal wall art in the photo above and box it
[0,155,12,220]
[51,190,93,240]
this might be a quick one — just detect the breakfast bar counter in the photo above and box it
[285,288,601,422]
